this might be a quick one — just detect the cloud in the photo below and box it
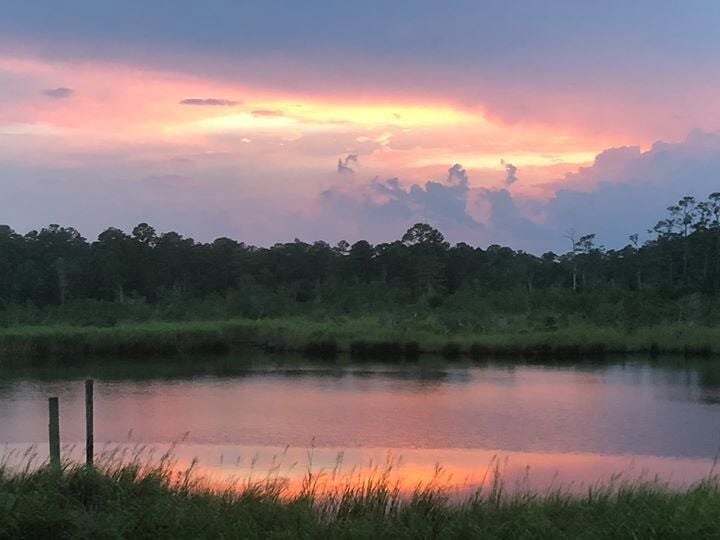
[313,130,720,252]
[42,87,73,99]
[478,188,549,247]
[501,160,518,185]
[315,166,557,250]
[251,109,284,117]
[320,163,485,243]
[540,130,720,244]
[4,3,720,145]
[337,153,358,174]
[179,98,239,106]
[447,163,468,187]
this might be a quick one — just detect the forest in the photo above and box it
[1,193,720,331]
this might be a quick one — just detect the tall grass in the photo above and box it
[1,459,719,539]
[2,317,720,364]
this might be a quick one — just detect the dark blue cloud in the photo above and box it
[4,2,716,56]
[502,161,518,185]
[337,154,357,174]
[545,131,720,244]
[321,164,484,245]
[315,131,720,252]
[42,87,73,99]
[179,97,239,106]
[3,1,719,93]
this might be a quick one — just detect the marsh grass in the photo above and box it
[1,452,720,539]
[2,317,720,365]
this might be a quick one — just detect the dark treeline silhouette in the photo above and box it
[2,193,720,328]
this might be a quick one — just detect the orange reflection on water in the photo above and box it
[3,364,720,499]
[3,443,714,498]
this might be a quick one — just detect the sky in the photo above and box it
[3,1,720,252]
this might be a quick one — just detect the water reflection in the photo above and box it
[1,356,720,491]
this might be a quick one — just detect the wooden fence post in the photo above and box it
[48,397,60,467]
[85,380,94,466]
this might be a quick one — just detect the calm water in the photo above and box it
[2,358,720,493]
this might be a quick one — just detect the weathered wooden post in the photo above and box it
[85,379,94,466]
[48,397,60,467]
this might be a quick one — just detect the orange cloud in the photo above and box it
[0,53,612,179]
[3,50,658,230]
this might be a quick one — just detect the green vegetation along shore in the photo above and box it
[1,462,719,539]
[2,317,720,365]
[4,195,720,367]
[3,194,720,334]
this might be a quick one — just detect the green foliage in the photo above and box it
[3,195,720,333]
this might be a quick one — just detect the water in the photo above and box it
[1,358,720,494]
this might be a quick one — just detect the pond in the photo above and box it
[1,357,719,494]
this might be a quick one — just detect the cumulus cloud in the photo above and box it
[315,166,557,250]
[320,163,485,243]
[447,163,469,187]
[337,154,358,174]
[411,164,473,227]
[42,87,73,99]
[313,130,720,252]
[179,97,239,106]
[118,130,720,251]
[501,160,518,185]
[541,130,720,244]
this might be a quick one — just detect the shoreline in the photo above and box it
[1,318,720,364]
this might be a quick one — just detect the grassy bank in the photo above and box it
[2,317,720,364]
[0,462,719,539]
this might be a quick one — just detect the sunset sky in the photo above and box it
[3,1,720,252]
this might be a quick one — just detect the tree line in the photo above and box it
[2,193,720,327]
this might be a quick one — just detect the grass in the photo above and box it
[1,316,720,365]
[1,459,719,539]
